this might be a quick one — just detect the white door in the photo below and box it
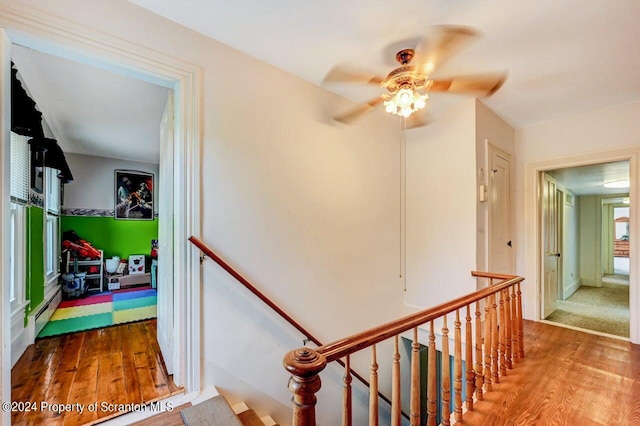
[542,173,560,318]
[488,147,513,274]
[157,91,174,374]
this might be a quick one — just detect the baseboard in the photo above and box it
[11,302,30,368]
[562,278,581,300]
[26,285,62,342]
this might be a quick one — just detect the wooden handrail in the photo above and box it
[284,271,525,424]
[318,273,523,362]
[188,236,404,417]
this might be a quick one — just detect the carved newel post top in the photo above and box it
[284,348,326,425]
[283,347,327,377]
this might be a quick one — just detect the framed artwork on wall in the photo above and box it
[115,170,154,220]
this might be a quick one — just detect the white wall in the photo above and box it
[578,195,601,287]
[475,100,515,276]
[64,153,158,210]
[515,101,640,324]
[0,1,406,424]
[404,99,478,309]
[403,99,515,311]
[516,102,640,163]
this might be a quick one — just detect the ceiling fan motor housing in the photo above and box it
[382,65,428,93]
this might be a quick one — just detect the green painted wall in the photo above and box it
[61,216,158,260]
[27,206,45,313]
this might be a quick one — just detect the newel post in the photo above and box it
[284,347,327,425]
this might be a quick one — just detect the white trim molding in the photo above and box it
[0,27,12,425]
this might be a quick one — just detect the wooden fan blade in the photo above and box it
[413,25,479,74]
[429,73,507,97]
[323,66,385,85]
[333,96,385,124]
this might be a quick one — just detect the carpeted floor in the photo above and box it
[38,286,157,338]
[545,284,629,337]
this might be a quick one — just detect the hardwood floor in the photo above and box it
[11,319,182,426]
[458,320,640,425]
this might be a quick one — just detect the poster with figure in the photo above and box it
[115,170,154,220]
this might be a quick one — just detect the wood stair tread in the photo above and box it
[237,409,264,426]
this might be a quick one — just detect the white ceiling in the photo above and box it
[130,0,640,128]
[9,1,640,193]
[11,44,168,164]
[549,161,629,197]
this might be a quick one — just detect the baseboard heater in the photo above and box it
[32,286,62,338]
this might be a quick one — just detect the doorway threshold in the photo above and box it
[540,319,630,342]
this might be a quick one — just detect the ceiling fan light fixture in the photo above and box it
[384,88,428,118]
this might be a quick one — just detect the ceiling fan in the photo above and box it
[323,25,507,128]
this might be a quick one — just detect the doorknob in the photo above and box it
[555,253,561,258]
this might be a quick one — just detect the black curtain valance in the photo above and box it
[11,61,73,183]
[28,137,74,184]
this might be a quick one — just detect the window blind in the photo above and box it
[10,132,29,205]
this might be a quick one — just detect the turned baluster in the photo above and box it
[504,288,513,369]
[284,348,327,426]
[392,335,401,426]
[517,282,525,358]
[442,316,451,426]
[465,304,475,411]
[410,327,420,426]
[491,294,499,385]
[475,301,484,401]
[454,310,463,422]
[369,345,378,426]
[427,321,437,426]
[499,290,507,377]
[343,355,352,426]
[511,284,520,363]
[483,296,492,392]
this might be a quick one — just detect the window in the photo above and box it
[10,132,29,204]
[10,132,28,311]
[45,167,61,285]
[9,203,26,311]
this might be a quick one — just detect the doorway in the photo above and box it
[604,203,630,282]
[540,160,631,338]
[0,11,201,420]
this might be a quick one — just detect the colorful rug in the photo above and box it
[37,287,157,338]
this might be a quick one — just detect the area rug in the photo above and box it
[37,286,157,338]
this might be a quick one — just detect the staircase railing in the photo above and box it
[283,271,525,425]
[188,236,404,418]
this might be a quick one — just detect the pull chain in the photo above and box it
[400,117,407,291]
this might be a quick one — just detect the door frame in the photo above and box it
[523,147,639,343]
[0,3,202,414]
